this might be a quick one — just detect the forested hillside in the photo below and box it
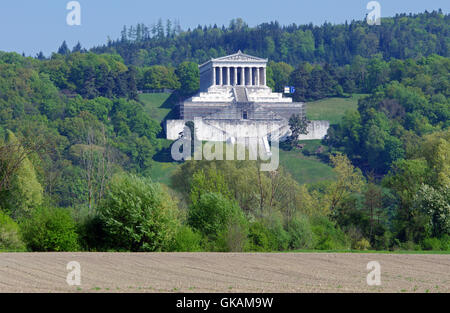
[92,11,449,66]
[0,11,449,253]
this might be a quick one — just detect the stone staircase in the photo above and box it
[233,87,248,103]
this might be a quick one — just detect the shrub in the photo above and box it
[439,235,450,251]
[20,207,79,251]
[171,225,202,252]
[215,220,249,252]
[399,240,421,251]
[354,238,371,250]
[188,192,248,251]
[0,131,43,218]
[248,222,272,252]
[267,219,290,251]
[98,174,180,252]
[0,210,25,251]
[188,192,245,240]
[311,215,350,250]
[287,216,315,250]
[421,237,447,251]
[373,230,393,250]
[76,213,109,251]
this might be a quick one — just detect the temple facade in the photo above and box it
[166,51,329,142]
[199,50,268,91]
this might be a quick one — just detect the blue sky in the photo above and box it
[0,0,448,56]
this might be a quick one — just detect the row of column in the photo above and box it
[212,66,266,86]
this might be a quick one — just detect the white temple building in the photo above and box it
[166,51,329,142]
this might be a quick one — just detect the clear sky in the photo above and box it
[0,0,448,57]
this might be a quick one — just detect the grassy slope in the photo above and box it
[140,93,173,122]
[142,93,363,186]
[279,142,335,185]
[139,93,180,185]
[306,94,366,124]
[278,96,365,184]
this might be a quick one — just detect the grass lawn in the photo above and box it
[139,93,181,184]
[149,161,179,186]
[139,93,173,122]
[281,94,368,184]
[279,141,335,185]
[150,139,180,185]
[306,94,367,124]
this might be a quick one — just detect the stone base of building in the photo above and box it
[166,119,329,142]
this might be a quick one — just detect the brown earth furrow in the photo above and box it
[0,252,448,293]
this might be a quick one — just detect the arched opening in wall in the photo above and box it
[243,111,248,120]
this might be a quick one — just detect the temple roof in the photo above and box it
[199,50,267,68]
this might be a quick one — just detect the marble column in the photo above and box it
[255,68,260,86]
[219,67,223,85]
[226,67,230,85]
[234,67,237,86]
[212,66,216,85]
[249,67,253,86]
[240,67,244,86]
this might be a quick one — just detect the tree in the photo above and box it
[80,126,114,211]
[188,192,248,251]
[57,41,70,55]
[141,65,180,90]
[288,114,310,147]
[72,42,83,53]
[98,174,179,251]
[290,63,311,102]
[326,153,365,214]
[0,211,25,250]
[20,206,79,252]
[414,131,450,188]
[383,158,429,241]
[126,66,139,100]
[0,131,44,217]
[268,61,294,92]
[176,61,200,96]
[189,168,232,205]
[364,176,383,239]
[414,184,449,238]
[36,51,46,60]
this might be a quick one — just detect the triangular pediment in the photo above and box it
[213,50,267,62]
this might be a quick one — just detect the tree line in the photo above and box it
[92,11,448,67]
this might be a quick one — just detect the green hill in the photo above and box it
[279,141,335,185]
[306,94,365,125]
[139,93,180,185]
[140,93,174,122]
[142,92,341,186]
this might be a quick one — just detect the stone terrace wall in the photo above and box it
[298,120,330,140]
[166,119,329,141]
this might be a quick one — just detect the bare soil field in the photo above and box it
[0,252,448,293]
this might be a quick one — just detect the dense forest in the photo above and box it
[0,11,449,252]
[92,11,449,66]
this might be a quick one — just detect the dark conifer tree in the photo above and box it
[57,41,70,55]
